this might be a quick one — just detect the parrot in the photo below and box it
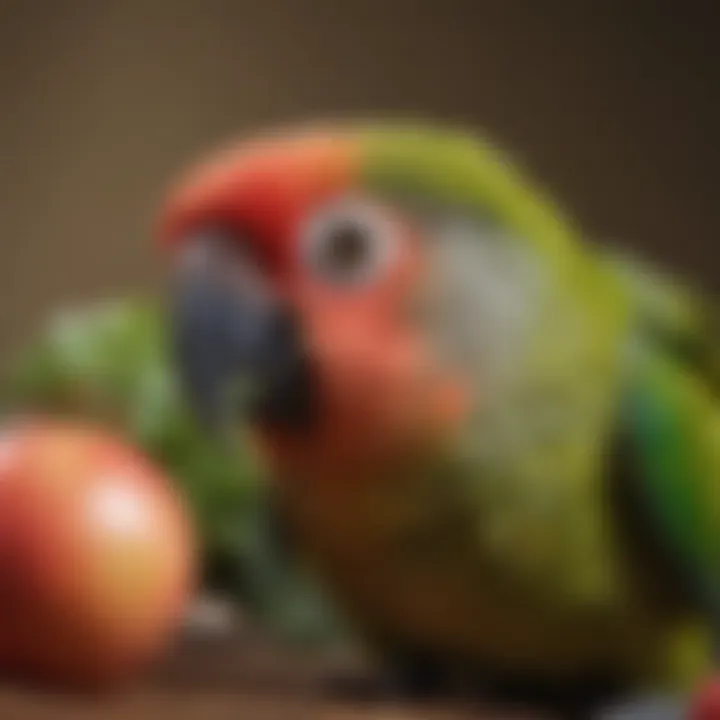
[0,297,346,646]
[155,120,719,719]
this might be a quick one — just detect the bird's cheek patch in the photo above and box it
[432,378,473,435]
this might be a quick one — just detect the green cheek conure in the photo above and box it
[156,121,719,719]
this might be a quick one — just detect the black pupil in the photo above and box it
[323,222,370,274]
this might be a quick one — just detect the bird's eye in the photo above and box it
[301,199,397,287]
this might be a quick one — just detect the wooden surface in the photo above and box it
[0,627,543,720]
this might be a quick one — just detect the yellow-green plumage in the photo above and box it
[278,125,720,693]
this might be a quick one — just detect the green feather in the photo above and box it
[625,329,720,608]
[357,124,581,274]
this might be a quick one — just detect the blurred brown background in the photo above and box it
[0,0,717,352]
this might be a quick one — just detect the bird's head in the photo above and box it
[159,122,576,481]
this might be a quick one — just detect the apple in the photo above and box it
[0,418,197,688]
[691,677,720,720]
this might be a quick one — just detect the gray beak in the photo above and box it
[170,231,317,432]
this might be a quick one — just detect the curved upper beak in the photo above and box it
[169,231,317,432]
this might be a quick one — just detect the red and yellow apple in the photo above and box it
[0,418,197,688]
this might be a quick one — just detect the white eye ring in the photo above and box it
[299,198,398,287]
